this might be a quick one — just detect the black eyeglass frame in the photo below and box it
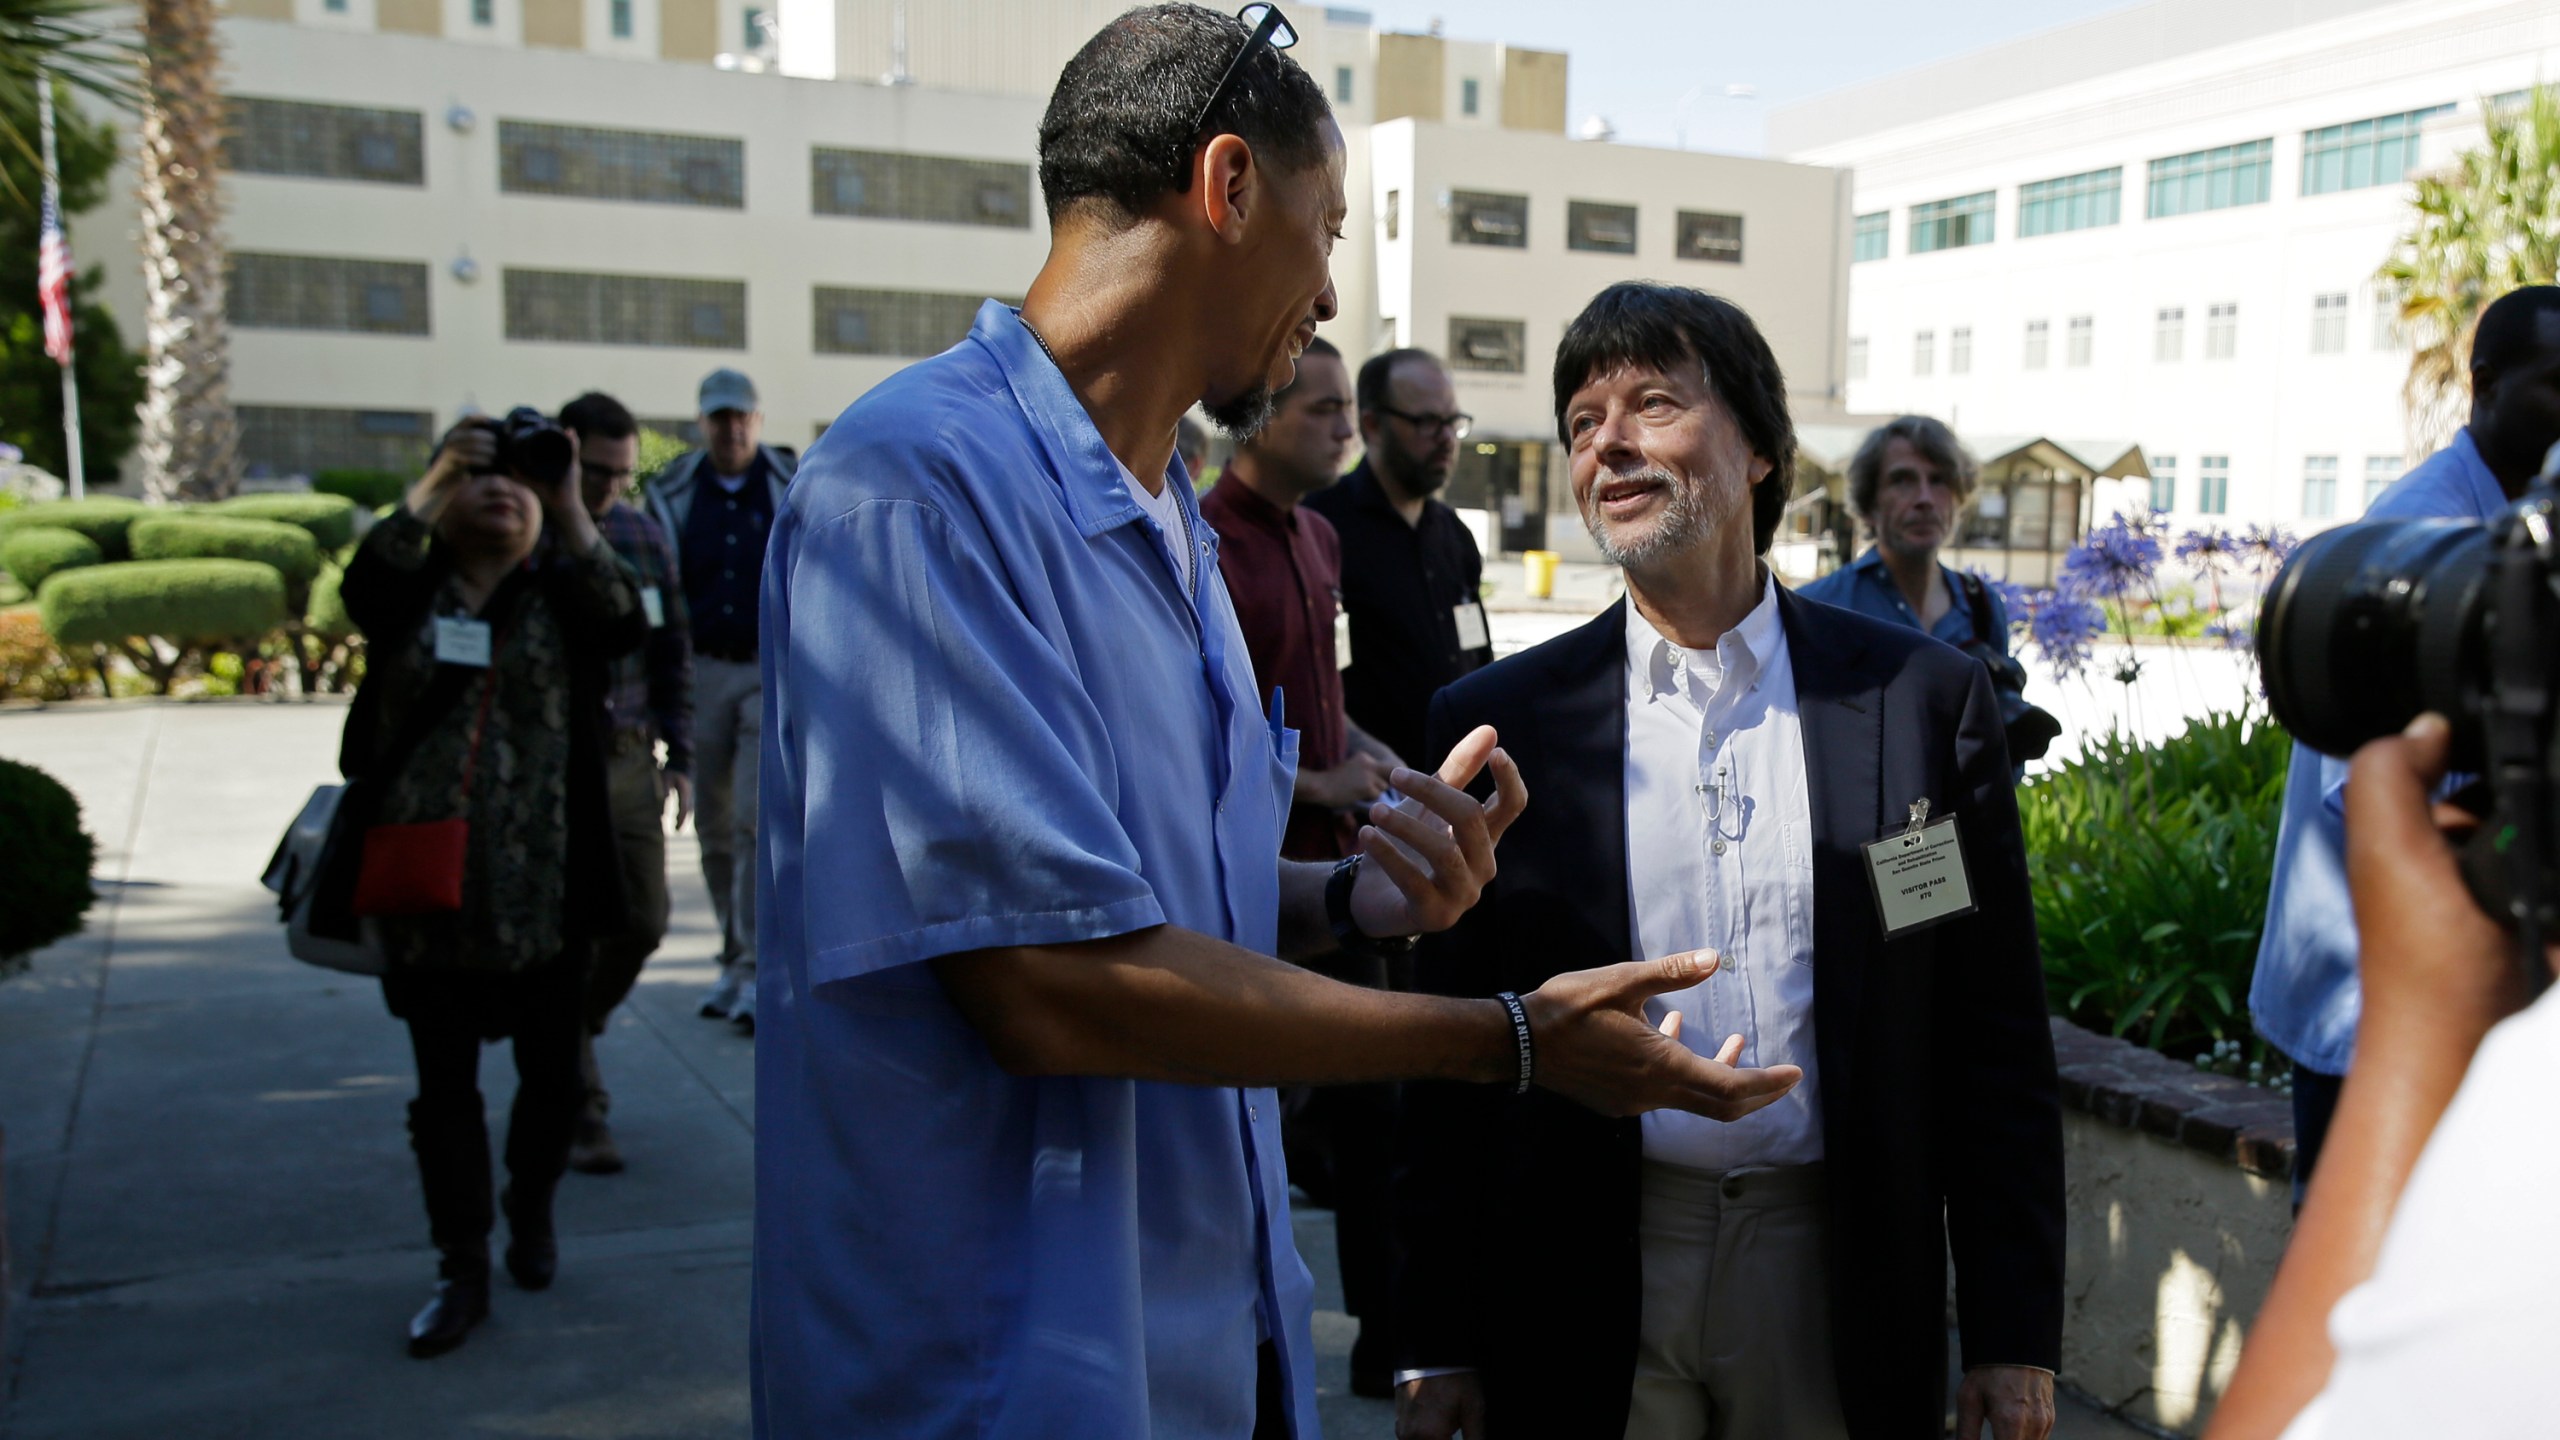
[1178,3,1298,190]
[1373,404,1475,440]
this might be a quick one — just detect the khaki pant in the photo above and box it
[1624,1161,1850,1440]
[581,734,672,1116]
[692,655,760,985]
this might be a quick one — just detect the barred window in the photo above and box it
[2311,292,2349,354]
[225,97,424,186]
[1675,211,1742,263]
[2303,455,2338,518]
[2149,455,2177,514]
[1909,192,1993,254]
[1567,201,1637,255]
[1448,316,1526,373]
[1912,329,1935,377]
[2023,319,2049,370]
[1848,336,1869,381]
[809,147,1032,228]
[2147,140,2272,218]
[2017,167,2120,237]
[236,405,435,477]
[1949,326,1972,375]
[2198,456,2231,515]
[1852,211,1888,263]
[503,268,746,348]
[2067,315,2093,367]
[499,120,744,209]
[813,287,1007,357]
[2303,107,2452,195]
[2155,306,2185,362]
[228,253,430,335]
[1450,191,1528,248]
[2206,301,2239,359]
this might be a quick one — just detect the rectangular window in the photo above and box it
[2373,283,2402,350]
[502,268,746,348]
[2017,166,2121,237]
[1852,210,1888,263]
[1335,65,1353,103]
[2310,291,2349,354]
[472,0,492,25]
[2206,301,2238,359]
[1912,330,1935,377]
[2303,106,2453,195]
[744,7,766,48]
[1950,326,1972,375]
[1848,336,1869,381]
[1567,201,1638,255]
[2067,315,2093,367]
[224,97,425,186]
[236,405,434,477]
[2365,454,2402,506]
[2149,454,2177,513]
[2023,319,2049,370]
[324,0,346,12]
[809,147,1032,228]
[500,120,743,209]
[2155,306,2185,362]
[2199,455,2231,515]
[2147,139,2274,218]
[1448,316,1525,373]
[228,252,431,335]
[2303,455,2339,518]
[1449,190,1528,248]
[813,286,1007,358]
[1461,77,1479,116]
[611,0,631,37]
[1909,191,1994,253]
[1674,211,1743,263]
[1384,189,1400,240]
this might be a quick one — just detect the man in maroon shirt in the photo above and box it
[1200,335,1410,1397]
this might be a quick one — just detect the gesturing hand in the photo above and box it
[1956,1364,2055,1440]
[1347,724,1527,939]
[1396,1372,1486,1440]
[1524,950,1802,1120]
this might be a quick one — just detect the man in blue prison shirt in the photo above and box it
[747,9,1800,1438]
[2252,285,2560,1198]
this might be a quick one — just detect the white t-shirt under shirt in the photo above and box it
[1122,459,1195,598]
[2277,979,2560,1439]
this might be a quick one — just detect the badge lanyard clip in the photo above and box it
[1905,797,1931,839]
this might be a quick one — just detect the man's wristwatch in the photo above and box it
[1326,853,1419,961]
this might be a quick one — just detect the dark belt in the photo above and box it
[693,646,757,664]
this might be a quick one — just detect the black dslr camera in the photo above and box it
[2258,443,2560,998]
[493,406,573,484]
[1952,571,2064,763]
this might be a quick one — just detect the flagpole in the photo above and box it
[36,65,87,500]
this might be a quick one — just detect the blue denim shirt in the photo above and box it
[1796,547,2011,655]
[2251,429,2510,1075]
[751,301,1313,1438]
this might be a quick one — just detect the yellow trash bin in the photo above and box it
[1523,549,1561,600]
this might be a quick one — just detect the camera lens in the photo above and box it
[2258,519,2490,765]
[497,407,573,484]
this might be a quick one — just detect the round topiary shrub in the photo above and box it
[208,493,360,552]
[1,528,105,591]
[130,514,322,586]
[38,558,290,648]
[0,496,148,559]
[311,468,410,511]
[0,756,97,965]
[305,562,354,640]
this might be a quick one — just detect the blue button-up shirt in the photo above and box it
[1795,547,2012,654]
[2252,429,2511,1076]
[751,301,1314,1438]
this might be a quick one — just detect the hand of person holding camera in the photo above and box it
[404,420,494,527]
[520,424,603,558]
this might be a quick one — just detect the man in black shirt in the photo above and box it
[1306,348,1494,772]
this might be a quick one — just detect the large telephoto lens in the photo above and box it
[2258,519,2491,764]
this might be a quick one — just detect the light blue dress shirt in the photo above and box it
[2251,429,2511,1076]
[1796,547,2012,655]
[751,301,1315,1438]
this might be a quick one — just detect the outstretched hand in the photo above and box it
[1525,950,1802,1120]
[1347,724,1527,938]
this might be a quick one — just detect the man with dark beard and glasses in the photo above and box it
[750,13,1802,1439]
[1308,346,1495,771]
[1392,281,2063,1440]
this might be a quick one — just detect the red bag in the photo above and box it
[351,648,500,919]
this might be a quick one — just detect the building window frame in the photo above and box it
[2147,139,2274,218]
[2311,291,2349,354]
[2365,454,2403,507]
[1566,200,1638,255]
[499,119,744,209]
[1448,315,1526,373]
[2017,166,2122,237]
[1852,210,1888,263]
[2149,454,2177,513]
[2155,305,2185,362]
[1460,77,1480,116]
[2066,314,2094,367]
[2303,455,2339,518]
[1674,210,1743,263]
[1949,325,1972,375]
[2199,455,2231,515]
[2303,106,2454,196]
[1908,191,1994,254]
[809,147,1033,229]
[2205,301,2239,360]
[2023,318,2049,370]
[1335,65,1353,104]
[1848,336,1869,381]
[1449,190,1529,249]
[1912,329,1935,377]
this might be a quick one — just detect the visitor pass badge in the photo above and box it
[1863,798,1975,937]
[641,585,666,629]
[433,615,493,668]
[1454,601,1490,652]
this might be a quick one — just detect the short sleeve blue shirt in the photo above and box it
[2251,428,2511,1075]
[750,302,1315,1438]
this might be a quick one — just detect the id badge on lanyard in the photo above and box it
[1861,798,1976,937]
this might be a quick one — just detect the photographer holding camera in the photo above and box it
[1799,415,2061,768]
[332,408,647,1358]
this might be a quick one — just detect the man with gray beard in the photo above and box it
[1391,282,2064,1440]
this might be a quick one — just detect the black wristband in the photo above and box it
[1325,854,1418,962]
[1494,991,1534,1095]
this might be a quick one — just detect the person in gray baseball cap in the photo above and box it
[643,368,796,1034]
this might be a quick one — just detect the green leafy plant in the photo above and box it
[2023,710,2292,1060]
[206,492,358,552]
[0,524,100,588]
[0,753,96,968]
[129,512,320,586]
[36,556,286,692]
[0,494,144,557]
[633,428,690,495]
[311,467,409,511]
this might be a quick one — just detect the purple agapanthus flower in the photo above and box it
[2024,589,2109,680]
[2204,615,2257,651]
[2173,526,2239,568]
[2060,515,2164,600]
[2237,523,2298,569]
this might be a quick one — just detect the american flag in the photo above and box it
[38,186,74,365]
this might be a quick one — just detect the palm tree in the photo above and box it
[2379,85,2560,461]
[0,0,136,169]
[132,0,236,501]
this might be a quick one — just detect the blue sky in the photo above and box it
[1351,0,2153,155]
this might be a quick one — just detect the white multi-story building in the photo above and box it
[1770,0,2559,548]
[76,0,1849,554]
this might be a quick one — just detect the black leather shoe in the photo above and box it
[500,1185,557,1291]
[407,1263,489,1358]
[567,1116,624,1176]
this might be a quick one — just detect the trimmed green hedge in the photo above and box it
[38,558,289,646]
[130,514,322,585]
[0,496,148,559]
[313,468,409,511]
[208,494,360,551]
[0,756,96,962]
[306,562,353,639]
[1,528,105,590]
